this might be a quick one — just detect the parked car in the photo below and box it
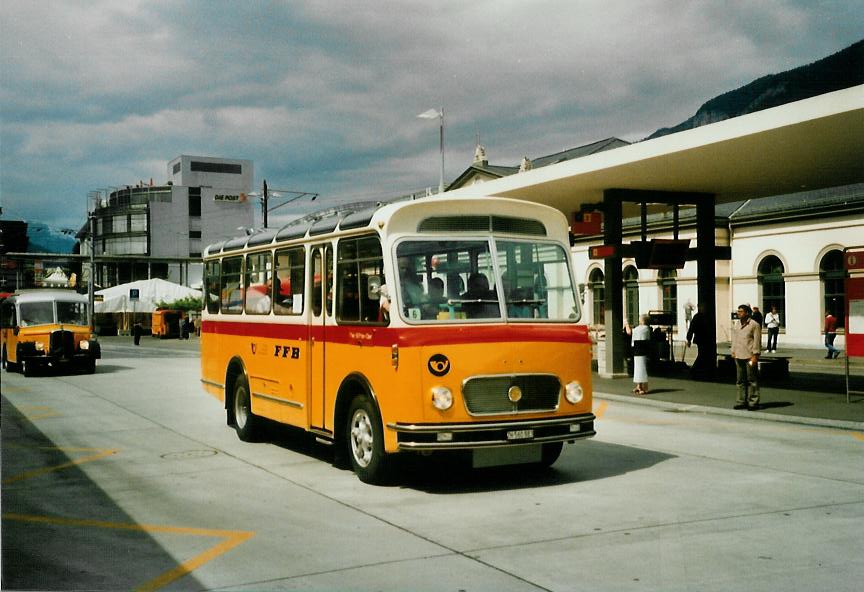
[0,290,101,376]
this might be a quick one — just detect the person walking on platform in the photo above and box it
[627,315,651,395]
[824,311,841,359]
[765,305,781,352]
[731,304,761,410]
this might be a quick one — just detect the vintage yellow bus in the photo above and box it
[200,196,595,483]
[1,290,101,376]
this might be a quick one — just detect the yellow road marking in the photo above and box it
[2,513,254,592]
[2,447,118,485]
[594,400,608,419]
[853,432,864,441]
[17,404,61,420]
[1,385,32,393]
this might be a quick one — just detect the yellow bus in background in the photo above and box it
[200,196,595,483]
[1,290,100,376]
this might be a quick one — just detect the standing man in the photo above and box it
[731,304,761,410]
[765,305,781,352]
[824,310,841,359]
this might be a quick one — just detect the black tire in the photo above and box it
[83,359,96,374]
[231,374,261,442]
[1,347,10,372]
[21,359,33,377]
[539,442,564,467]
[346,395,390,484]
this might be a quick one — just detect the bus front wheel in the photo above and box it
[231,374,261,442]
[539,441,564,467]
[347,396,390,484]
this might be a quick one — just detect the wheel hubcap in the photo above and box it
[235,387,249,428]
[350,409,374,468]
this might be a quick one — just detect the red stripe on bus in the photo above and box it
[202,319,590,346]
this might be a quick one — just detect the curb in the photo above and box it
[594,391,864,432]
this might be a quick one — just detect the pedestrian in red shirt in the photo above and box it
[824,311,841,359]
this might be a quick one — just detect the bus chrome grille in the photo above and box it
[51,330,75,359]
[462,374,561,415]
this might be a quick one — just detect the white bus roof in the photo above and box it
[7,290,88,304]
[204,195,570,257]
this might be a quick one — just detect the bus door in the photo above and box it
[308,244,332,431]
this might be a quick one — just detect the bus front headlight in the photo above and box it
[565,381,584,404]
[79,340,90,350]
[34,342,45,352]
[431,386,453,411]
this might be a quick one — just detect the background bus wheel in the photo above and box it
[21,359,33,377]
[1,348,11,372]
[347,396,389,484]
[83,359,96,374]
[539,442,564,467]
[232,374,260,442]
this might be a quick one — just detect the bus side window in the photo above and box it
[220,256,243,314]
[275,247,305,315]
[206,261,221,314]
[245,251,273,315]
[337,236,386,325]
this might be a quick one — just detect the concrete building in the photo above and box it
[84,155,255,289]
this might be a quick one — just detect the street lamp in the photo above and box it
[248,180,318,229]
[417,107,445,195]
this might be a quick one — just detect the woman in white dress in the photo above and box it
[629,315,651,395]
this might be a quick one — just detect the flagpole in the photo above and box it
[438,107,444,194]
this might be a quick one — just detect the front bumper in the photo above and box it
[388,413,595,451]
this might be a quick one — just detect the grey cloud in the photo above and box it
[1,0,860,231]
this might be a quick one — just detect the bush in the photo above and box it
[156,296,202,313]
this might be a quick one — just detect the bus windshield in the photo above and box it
[395,239,579,322]
[19,302,55,326]
[57,301,88,325]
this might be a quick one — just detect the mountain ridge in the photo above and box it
[647,40,864,140]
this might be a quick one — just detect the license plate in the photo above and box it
[506,429,534,440]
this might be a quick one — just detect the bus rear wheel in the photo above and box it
[347,395,390,484]
[231,374,261,442]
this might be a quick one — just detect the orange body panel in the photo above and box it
[201,320,593,453]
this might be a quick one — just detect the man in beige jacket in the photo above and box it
[731,304,762,410]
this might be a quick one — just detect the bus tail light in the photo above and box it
[565,381,584,404]
[431,386,453,410]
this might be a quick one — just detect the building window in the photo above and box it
[758,255,785,326]
[190,161,241,174]
[188,187,202,217]
[112,215,127,234]
[589,268,605,326]
[130,213,147,232]
[624,265,639,326]
[820,250,845,328]
[658,269,677,322]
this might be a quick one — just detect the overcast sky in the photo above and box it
[1,0,861,231]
